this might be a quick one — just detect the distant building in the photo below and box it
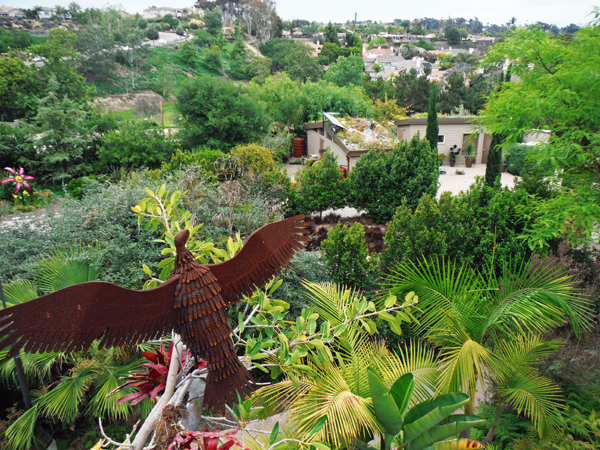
[0,6,25,17]
[142,6,184,19]
[37,7,71,20]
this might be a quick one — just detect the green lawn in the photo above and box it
[107,103,179,127]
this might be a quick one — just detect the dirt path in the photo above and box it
[244,40,263,57]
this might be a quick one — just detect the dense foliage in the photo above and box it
[176,77,270,150]
[348,135,439,223]
[479,18,600,246]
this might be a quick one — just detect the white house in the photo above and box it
[142,6,184,19]
[395,117,492,165]
[37,7,71,20]
[0,6,26,17]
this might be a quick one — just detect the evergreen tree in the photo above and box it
[324,22,339,45]
[24,76,94,184]
[426,83,439,152]
[485,133,503,187]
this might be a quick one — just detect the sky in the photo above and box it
[16,0,596,27]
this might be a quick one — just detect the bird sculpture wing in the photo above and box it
[208,214,310,305]
[0,276,180,358]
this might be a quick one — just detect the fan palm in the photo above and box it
[382,256,593,440]
[0,247,152,450]
[251,282,439,448]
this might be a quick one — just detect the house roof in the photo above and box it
[0,6,24,14]
[395,117,477,126]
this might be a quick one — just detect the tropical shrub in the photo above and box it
[321,222,374,291]
[230,144,276,174]
[505,143,533,176]
[381,195,448,271]
[98,121,178,169]
[290,152,347,218]
[176,77,270,151]
[383,256,594,442]
[348,135,438,223]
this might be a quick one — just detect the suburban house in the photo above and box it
[378,33,436,45]
[142,6,184,19]
[37,7,71,20]
[365,55,436,80]
[363,46,394,59]
[0,6,25,17]
[304,115,394,173]
[395,117,492,165]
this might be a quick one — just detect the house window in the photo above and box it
[437,135,445,143]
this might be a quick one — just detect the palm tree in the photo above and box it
[250,282,440,448]
[1,248,153,450]
[382,256,593,441]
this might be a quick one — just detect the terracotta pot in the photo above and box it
[465,158,473,168]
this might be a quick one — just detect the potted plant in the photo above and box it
[448,145,460,167]
[438,153,447,166]
[463,143,476,168]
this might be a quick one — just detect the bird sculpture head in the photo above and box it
[175,229,190,254]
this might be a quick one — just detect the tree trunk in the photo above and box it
[460,381,477,439]
[484,400,503,444]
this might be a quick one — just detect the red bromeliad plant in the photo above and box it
[168,429,249,450]
[111,342,207,405]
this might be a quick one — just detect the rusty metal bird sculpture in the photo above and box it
[0,215,310,412]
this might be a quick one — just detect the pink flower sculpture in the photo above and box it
[1,167,34,195]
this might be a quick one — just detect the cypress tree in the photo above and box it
[485,133,503,187]
[426,83,439,152]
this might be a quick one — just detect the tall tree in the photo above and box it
[23,76,95,184]
[425,83,439,152]
[324,22,339,45]
[479,15,600,246]
[484,133,503,187]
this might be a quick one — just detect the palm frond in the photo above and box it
[292,364,379,448]
[36,246,98,294]
[484,257,594,339]
[3,403,40,450]
[87,355,145,420]
[370,339,439,404]
[493,335,562,384]
[37,367,94,422]
[382,258,487,339]
[499,372,564,439]
[437,335,497,396]
[301,281,365,326]
[2,280,39,307]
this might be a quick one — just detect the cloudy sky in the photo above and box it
[18,0,595,26]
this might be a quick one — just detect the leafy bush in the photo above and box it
[381,194,448,271]
[0,175,164,288]
[98,121,177,169]
[161,147,224,175]
[176,77,270,151]
[348,135,439,223]
[289,151,347,218]
[230,144,275,173]
[505,143,533,176]
[274,250,332,317]
[321,222,374,291]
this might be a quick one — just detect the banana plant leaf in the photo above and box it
[406,415,485,450]
[367,367,409,437]
[403,393,470,443]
